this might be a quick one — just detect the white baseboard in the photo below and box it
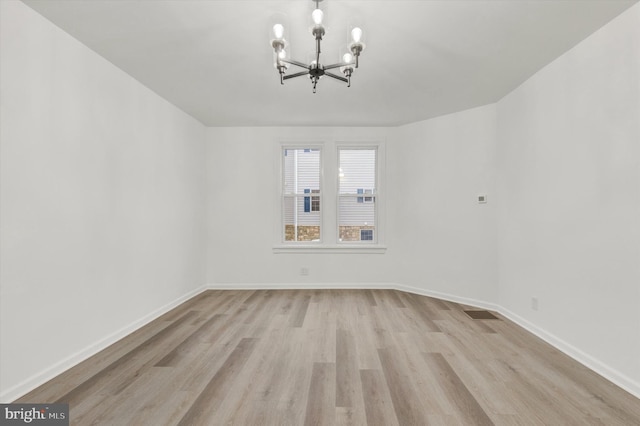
[393,283,502,312]
[207,282,394,291]
[0,285,208,403]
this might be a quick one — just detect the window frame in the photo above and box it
[357,188,375,204]
[274,140,385,254]
[311,189,320,212]
[280,145,323,244]
[337,146,378,245]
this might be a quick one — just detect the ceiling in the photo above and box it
[22,0,638,127]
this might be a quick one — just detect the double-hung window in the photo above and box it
[277,142,384,252]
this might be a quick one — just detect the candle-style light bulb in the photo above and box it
[343,53,353,64]
[311,8,324,26]
[273,23,284,40]
[351,27,362,43]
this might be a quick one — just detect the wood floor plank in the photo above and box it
[404,292,446,321]
[304,362,337,426]
[360,369,400,426]
[443,354,519,417]
[310,310,337,363]
[177,337,258,426]
[272,327,316,424]
[276,289,297,315]
[354,314,383,370]
[423,353,494,425]
[71,366,173,425]
[422,295,452,311]
[393,332,456,416]
[363,289,378,306]
[154,313,227,367]
[385,289,407,308]
[129,389,195,426]
[290,294,312,327]
[397,292,442,332]
[14,289,640,425]
[377,347,430,425]
[336,328,359,408]
[243,290,274,324]
[242,289,263,304]
[216,323,302,425]
[153,292,209,322]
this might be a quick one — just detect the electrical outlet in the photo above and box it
[531,297,539,311]
[300,267,309,276]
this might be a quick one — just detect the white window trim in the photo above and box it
[277,143,324,244]
[272,245,386,254]
[274,140,386,254]
[335,142,385,246]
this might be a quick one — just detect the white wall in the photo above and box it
[393,105,498,303]
[496,3,640,392]
[0,1,206,401]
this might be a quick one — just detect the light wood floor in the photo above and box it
[17,289,640,425]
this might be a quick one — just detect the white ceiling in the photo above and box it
[22,0,638,127]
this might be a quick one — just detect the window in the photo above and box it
[282,148,321,242]
[338,148,377,243]
[304,189,320,212]
[360,229,374,241]
[277,142,384,252]
[357,188,374,203]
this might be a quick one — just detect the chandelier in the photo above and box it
[270,0,365,93]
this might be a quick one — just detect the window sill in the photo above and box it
[272,245,387,254]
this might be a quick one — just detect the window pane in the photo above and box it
[339,149,376,194]
[284,196,321,241]
[284,149,320,194]
[338,149,376,242]
[338,196,375,242]
[311,189,320,212]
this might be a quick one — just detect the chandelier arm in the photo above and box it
[324,71,348,83]
[323,61,355,71]
[281,59,309,69]
[283,70,311,80]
